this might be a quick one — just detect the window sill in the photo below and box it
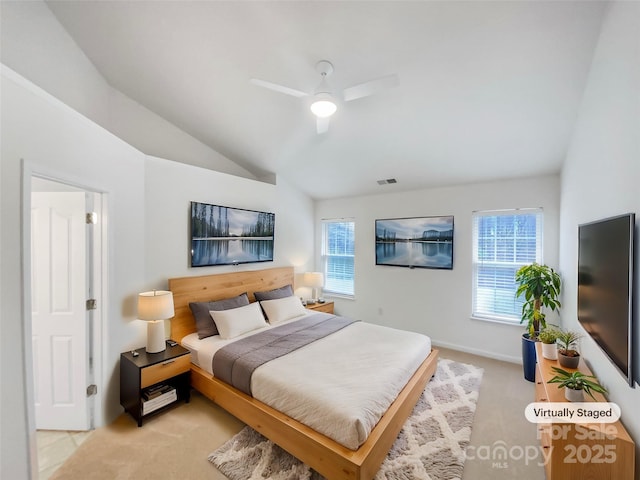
[470,315,523,327]
[324,292,355,301]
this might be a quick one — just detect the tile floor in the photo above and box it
[36,430,92,479]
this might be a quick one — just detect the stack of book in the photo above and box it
[142,384,177,415]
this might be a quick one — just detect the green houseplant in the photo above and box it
[515,263,562,338]
[538,326,561,360]
[547,366,607,402]
[556,330,582,369]
[515,263,562,381]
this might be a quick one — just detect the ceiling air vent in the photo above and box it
[377,178,398,185]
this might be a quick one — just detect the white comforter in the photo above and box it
[182,312,431,450]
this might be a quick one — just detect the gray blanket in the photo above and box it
[212,313,357,395]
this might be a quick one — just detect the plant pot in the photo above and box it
[565,387,584,402]
[541,342,558,360]
[522,333,538,382]
[558,350,580,369]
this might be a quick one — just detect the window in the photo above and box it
[472,209,543,323]
[321,220,355,297]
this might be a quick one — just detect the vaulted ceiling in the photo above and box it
[47,1,607,199]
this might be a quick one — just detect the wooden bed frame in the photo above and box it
[169,266,439,480]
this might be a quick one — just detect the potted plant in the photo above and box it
[556,330,582,369]
[515,263,562,381]
[547,366,607,402]
[538,327,561,360]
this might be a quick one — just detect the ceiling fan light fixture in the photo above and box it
[310,93,337,118]
[251,59,397,133]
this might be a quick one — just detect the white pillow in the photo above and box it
[210,302,267,339]
[260,295,307,324]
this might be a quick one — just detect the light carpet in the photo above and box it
[208,359,483,480]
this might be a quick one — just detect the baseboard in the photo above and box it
[431,339,522,365]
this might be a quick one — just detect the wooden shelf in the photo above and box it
[534,343,634,479]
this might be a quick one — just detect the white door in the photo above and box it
[31,192,90,430]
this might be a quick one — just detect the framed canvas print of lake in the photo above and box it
[190,202,275,267]
[375,216,454,269]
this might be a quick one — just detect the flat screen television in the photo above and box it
[190,202,275,267]
[577,213,635,386]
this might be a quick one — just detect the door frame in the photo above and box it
[21,161,107,475]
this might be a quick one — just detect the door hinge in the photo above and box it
[86,384,97,397]
[86,212,98,224]
[86,299,97,310]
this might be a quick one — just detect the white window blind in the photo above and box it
[472,209,543,322]
[321,220,355,296]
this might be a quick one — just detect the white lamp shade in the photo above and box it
[303,272,324,288]
[138,290,174,353]
[138,290,174,321]
[310,94,337,118]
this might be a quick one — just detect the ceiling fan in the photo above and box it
[250,60,399,134]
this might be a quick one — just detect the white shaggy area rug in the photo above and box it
[208,358,483,480]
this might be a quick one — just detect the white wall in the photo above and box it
[1,68,146,479]
[316,175,560,363]
[143,157,315,291]
[559,0,640,469]
[0,0,111,125]
[0,0,256,180]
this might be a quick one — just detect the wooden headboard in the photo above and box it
[168,266,295,342]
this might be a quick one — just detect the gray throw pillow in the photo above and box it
[253,284,294,302]
[189,292,250,339]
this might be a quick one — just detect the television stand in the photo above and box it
[534,343,634,479]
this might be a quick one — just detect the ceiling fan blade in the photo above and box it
[342,74,399,102]
[250,78,309,98]
[317,117,330,134]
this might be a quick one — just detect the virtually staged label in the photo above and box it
[524,402,621,423]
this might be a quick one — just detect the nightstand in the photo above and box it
[306,301,334,314]
[120,342,191,426]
